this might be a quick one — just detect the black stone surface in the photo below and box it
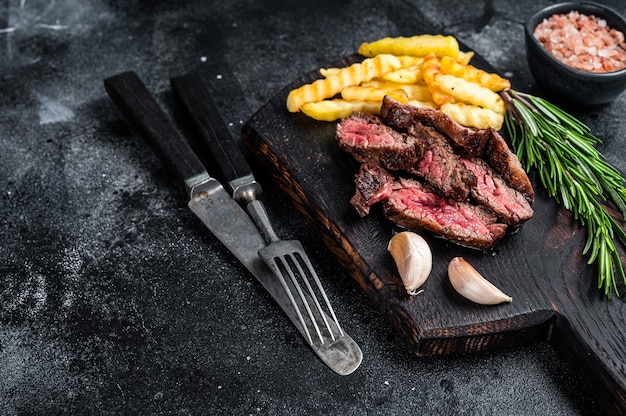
[1,1,623,415]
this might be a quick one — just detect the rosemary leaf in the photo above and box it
[502,90,626,298]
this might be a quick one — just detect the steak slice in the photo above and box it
[383,178,508,249]
[380,96,535,204]
[380,96,489,158]
[336,112,423,172]
[350,163,394,217]
[408,123,477,201]
[484,129,535,204]
[462,157,534,225]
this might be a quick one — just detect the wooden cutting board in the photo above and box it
[241,53,626,415]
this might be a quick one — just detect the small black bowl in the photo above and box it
[525,2,626,106]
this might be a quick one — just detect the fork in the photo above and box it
[248,199,344,345]
[170,72,362,373]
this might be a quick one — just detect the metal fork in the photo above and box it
[170,72,362,374]
[247,196,343,346]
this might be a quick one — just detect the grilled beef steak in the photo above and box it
[381,97,534,203]
[484,128,535,203]
[383,178,508,250]
[338,111,476,201]
[350,163,394,217]
[336,111,423,172]
[407,123,477,201]
[335,99,535,250]
[380,96,490,158]
[461,157,534,225]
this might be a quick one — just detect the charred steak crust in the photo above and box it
[350,163,395,217]
[380,96,490,158]
[484,128,535,204]
[335,100,535,249]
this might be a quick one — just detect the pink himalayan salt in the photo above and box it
[533,11,626,72]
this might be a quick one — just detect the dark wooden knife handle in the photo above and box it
[104,71,207,191]
[170,72,259,199]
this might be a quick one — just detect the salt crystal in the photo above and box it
[534,10,626,72]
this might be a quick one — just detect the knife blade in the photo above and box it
[103,71,361,375]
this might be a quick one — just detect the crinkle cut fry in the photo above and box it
[286,54,402,113]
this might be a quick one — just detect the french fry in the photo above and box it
[440,56,510,92]
[434,74,506,114]
[397,84,432,101]
[421,54,455,105]
[361,80,433,102]
[286,33,514,131]
[382,65,423,84]
[358,35,460,60]
[341,85,408,103]
[440,102,504,130]
[457,50,475,65]
[286,54,402,112]
[429,89,456,106]
[320,67,341,77]
[300,99,381,121]
[420,53,439,84]
[360,79,388,88]
[397,55,425,67]
[407,99,438,109]
[360,79,396,88]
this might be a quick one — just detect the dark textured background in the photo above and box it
[1,1,624,414]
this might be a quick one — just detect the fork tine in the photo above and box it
[265,256,315,345]
[269,246,345,345]
[279,254,326,343]
[290,251,344,340]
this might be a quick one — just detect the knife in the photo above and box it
[103,71,362,375]
[170,71,362,371]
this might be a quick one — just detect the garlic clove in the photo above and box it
[388,231,432,296]
[448,257,512,305]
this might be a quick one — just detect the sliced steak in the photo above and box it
[350,163,395,217]
[484,129,535,203]
[380,96,535,204]
[408,123,477,201]
[462,157,534,225]
[336,112,423,172]
[336,101,535,250]
[380,96,489,158]
[383,178,508,249]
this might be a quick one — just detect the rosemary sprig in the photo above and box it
[501,90,626,298]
